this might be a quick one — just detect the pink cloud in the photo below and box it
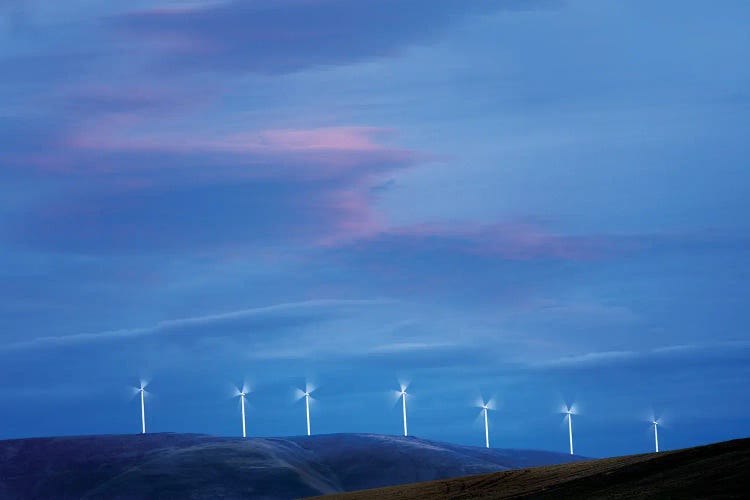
[68,125,421,179]
[73,125,396,154]
[315,188,387,245]
[249,127,394,153]
[346,222,631,262]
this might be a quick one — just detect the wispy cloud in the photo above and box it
[329,221,649,265]
[67,125,421,180]
[368,341,455,354]
[0,299,387,353]
[374,222,628,261]
[527,341,750,370]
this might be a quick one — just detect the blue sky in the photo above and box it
[1,0,749,458]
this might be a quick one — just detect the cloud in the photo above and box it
[5,175,383,254]
[530,350,637,369]
[368,341,455,354]
[66,125,421,181]
[324,221,642,273]
[2,123,425,253]
[313,225,750,304]
[113,0,553,74]
[527,341,750,370]
[375,222,628,261]
[0,299,386,353]
[0,297,470,368]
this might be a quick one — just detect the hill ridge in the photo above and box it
[0,432,583,499]
[313,437,750,499]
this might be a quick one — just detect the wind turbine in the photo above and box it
[561,403,578,455]
[132,380,149,434]
[395,384,409,437]
[646,411,664,453]
[475,398,496,448]
[233,383,250,438]
[295,382,316,436]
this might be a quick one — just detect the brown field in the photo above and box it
[312,437,750,499]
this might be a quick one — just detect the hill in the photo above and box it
[0,433,583,499]
[315,437,750,499]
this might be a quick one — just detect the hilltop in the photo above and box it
[0,432,583,499]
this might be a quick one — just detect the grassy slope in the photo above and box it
[314,437,750,499]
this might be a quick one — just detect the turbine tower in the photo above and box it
[476,398,496,448]
[305,390,311,436]
[295,383,315,436]
[562,404,577,455]
[399,384,408,437]
[233,383,250,438]
[652,419,660,452]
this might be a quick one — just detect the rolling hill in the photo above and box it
[0,433,583,499]
[315,437,750,499]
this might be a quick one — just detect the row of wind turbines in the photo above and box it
[134,381,662,455]
[479,399,661,454]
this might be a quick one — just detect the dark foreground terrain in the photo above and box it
[0,433,582,499]
[315,437,750,499]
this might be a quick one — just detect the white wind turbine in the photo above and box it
[475,397,496,448]
[561,403,578,455]
[233,383,251,438]
[392,383,410,437]
[294,382,316,436]
[646,411,664,453]
[132,380,149,434]
[652,418,661,452]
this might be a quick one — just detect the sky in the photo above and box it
[1,0,749,458]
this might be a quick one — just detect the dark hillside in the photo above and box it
[315,437,750,499]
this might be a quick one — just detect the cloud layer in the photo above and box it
[114,0,545,74]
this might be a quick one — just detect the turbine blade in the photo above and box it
[294,388,307,401]
[230,381,251,398]
[398,379,410,393]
